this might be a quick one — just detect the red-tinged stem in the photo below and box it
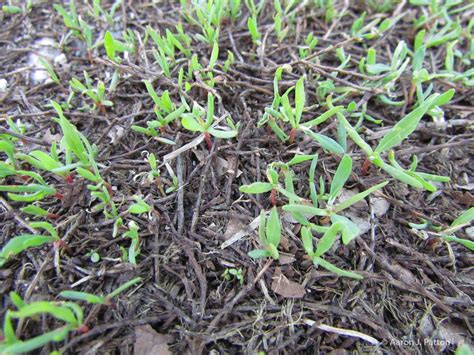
[105,183,114,196]
[65,174,74,184]
[55,192,64,200]
[270,189,277,207]
[47,213,60,219]
[78,324,90,334]
[204,132,212,150]
[361,158,371,175]
[289,128,296,144]
[20,175,30,182]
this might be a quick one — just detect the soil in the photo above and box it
[0,2,473,354]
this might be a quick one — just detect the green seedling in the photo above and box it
[131,80,185,145]
[54,1,96,55]
[128,196,152,215]
[299,32,318,58]
[249,207,282,260]
[38,58,60,85]
[222,268,244,285]
[69,71,113,113]
[239,159,308,206]
[0,293,84,354]
[333,90,454,191]
[181,93,238,149]
[223,50,235,72]
[438,208,474,250]
[300,224,363,280]
[59,277,142,305]
[104,31,134,64]
[259,72,345,152]
[122,221,141,264]
[0,222,59,267]
[91,0,122,26]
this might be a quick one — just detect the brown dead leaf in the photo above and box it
[134,324,173,355]
[271,267,305,298]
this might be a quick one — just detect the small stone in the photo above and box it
[0,78,7,93]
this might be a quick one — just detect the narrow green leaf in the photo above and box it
[333,181,388,213]
[329,155,352,200]
[301,226,314,256]
[283,204,328,216]
[314,257,363,280]
[314,223,341,258]
[239,182,274,194]
[375,90,455,153]
[266,207,281,247]
[59,291,105,304]
[248,249,270,259]
[451,207,474,227]
[181,115,204,132]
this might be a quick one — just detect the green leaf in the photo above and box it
[375,90,455,153]
[239,182,274,194]
[20,205,50,217]
[0,326,71,354]
[376,159,424,189]
[301,106,344,128]
[454,344,474,355]
[76,167,100,183]
[294,76,305,125]
[442,235,474,250]
[107,277,141,299]
[314,223,341,258]
[333,181,388,213]
[331,214,359,244]
[329,155,352,200]
[301,226,314,255]
[451,207,474,227]
[266,207,281,247]
[258,209,267,246]
[59,291,105,304]
[287,154,316,166]
[208,127,238,139]
[104,31,116,61]
[209,40,219,69]
[128,197,151,214]
[335,112,374,156]
[9,302,78,325]
[314,257,363,280]
[181,115,204,132]
[302,128,344,154]
[51,101,89,164]
[248,249,270,259]
[283,204,328,216]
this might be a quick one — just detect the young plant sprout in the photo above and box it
[69,71,113,113]
[333,90,454,191]
[181,93,238,149]
[249,207,282,260]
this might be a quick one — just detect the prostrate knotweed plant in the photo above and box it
[333,90,454,191]
[0,221,59,267]
[181,93,239,149]
[131,80,187,145]
[240,153,388,278]
[69,71,113,114]
[258,68,345,152]
[0,278,141,354]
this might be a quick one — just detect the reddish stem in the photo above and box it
[270,189,277,207]
[55,192,64,200]
[65,174,74,184]
[47,213,60,219]
[289,128,296,144]
[361,158,371,175]
[204,132,212,150]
